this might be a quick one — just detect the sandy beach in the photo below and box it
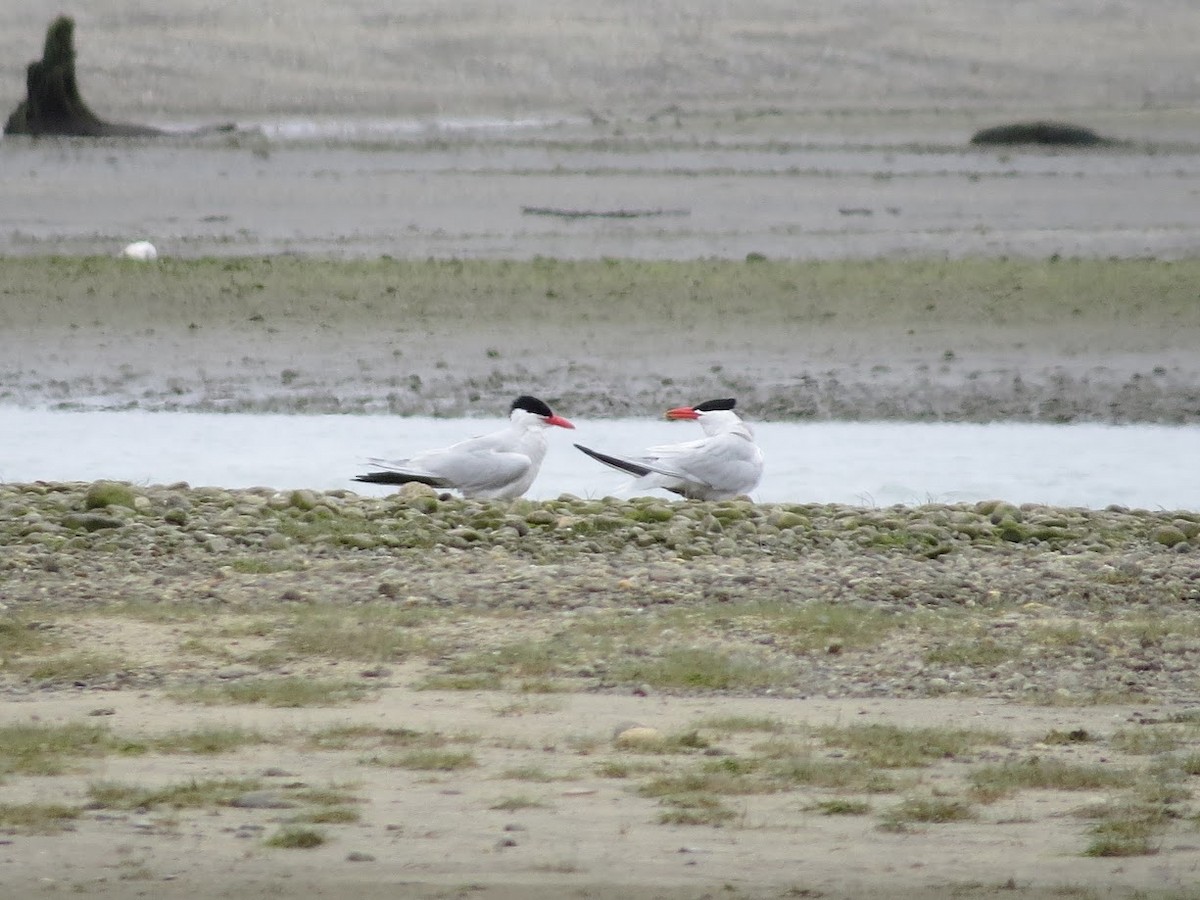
[3,3,1200,899]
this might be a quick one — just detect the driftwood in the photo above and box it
[4,16,233,137]
[521,206,689,219]
[969,121,1114,147]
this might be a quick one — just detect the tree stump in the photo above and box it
[4,16,232,137]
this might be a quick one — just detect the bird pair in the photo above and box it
[353,395,763,501]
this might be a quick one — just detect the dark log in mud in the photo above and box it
[969,121,1114,147]
[521,206,690,219]
[4,16,234,138]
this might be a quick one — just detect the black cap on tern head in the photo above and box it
[693,398,737,413]
[511,395,555,418]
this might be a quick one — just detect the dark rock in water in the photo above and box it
[4,16,235,138]
[969,121,1113,147]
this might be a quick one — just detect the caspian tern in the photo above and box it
[353,395,574,499]
[575,398,763,500]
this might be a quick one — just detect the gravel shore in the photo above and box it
[6,480,1200,706]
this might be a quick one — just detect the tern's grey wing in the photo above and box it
[413,446,534,498]
[644,434,764,498]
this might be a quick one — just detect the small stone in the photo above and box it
[62,512,124,532]
[614,726,663,748]
[229,791,295,810]
[1154,526,1187,548]
[289,489,319,511]
[84,481,138,511]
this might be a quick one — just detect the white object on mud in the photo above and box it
[120,241,158,261]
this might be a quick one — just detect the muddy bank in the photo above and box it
[2,257,1199,424]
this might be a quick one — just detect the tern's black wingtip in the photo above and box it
[574,444,653,478]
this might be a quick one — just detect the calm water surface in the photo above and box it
[4,409,1197,510]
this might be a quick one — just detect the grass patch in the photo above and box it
[754,742,901,793]
[0,722,122,777]
[1109,727,1186,756]
[1084,817,1161,857]
[303,724,430,751]
[367,749,477,771]
[923,639,1014,667]
[1042,728,1094,745]
[226,557,299,575]
[88,778,262,810]
[639,745,900,800]
[639,761,773,799]
[745,601,903,654]
[696,715,787,735]
[1175,752,1200,776]
[101,600,214,625]
[969,758,1136,801]
[417,673,504,691]
[516,679,570,695]
[287,784,362,806]
[499,765,566,783]
[655,793,740,826]
[811,798,870,816]
[495,697,565,716]
[490,795,549,811]
[17,651,127,683]
[289,807,360,824]
[148,726,269,755]
[615,647,790,691]
[171,677,373,707]
[0,615,57,659]
[176,637,234,660]
[881,797,975,829]
[264,826,326,849]
[0,801,82,834]
[441,638,577,681]
[595,759,666,779]
[816,723,1008,768]
[273,607,429,662]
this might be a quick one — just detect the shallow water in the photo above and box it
[3,409,1196,510]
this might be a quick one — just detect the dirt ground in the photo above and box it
[4,688,1197,900]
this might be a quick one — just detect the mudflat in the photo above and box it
[2,256,1200,422]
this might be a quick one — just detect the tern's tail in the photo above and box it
[574,444,654,478]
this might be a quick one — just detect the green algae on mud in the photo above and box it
[4,255,1200,332]
[5,255,1200,421]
